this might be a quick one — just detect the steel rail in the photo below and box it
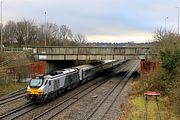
[100,61,139,120]
[1,66,123,120]
[155,98,161,120]
[0,60,130,120]
[144,97,148,120]
[0,88,26,102]
[32,71,120,120]
[0,94,26,106]
[0,102,33,120]
[85,61,139,120]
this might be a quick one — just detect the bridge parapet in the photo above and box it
[32,46,157,60]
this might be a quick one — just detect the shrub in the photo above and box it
[0,51,5,63]
[153,30,180,115]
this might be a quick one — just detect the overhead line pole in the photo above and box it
[0,0,3,48]
[176,7,179,35]
[165,17,168,33]
[44,11,47,47]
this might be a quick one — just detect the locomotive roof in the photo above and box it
[75,64,94,70]
[102,60,115,63]
[47,68,77,78]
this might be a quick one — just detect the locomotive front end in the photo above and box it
[26,75,45,102]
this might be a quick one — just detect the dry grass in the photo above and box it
[0,51,32,96]
[126,96,179,120]
[126,66,180,120]
[0,80,27,96]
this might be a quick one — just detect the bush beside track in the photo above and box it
[0,51,32,96]
[125,31,180,119]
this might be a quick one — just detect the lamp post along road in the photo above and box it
[0,0,3,48]
[44,11,47,47]
[176,7,179,35]
[165,17,168,33]
[26,22,28,47]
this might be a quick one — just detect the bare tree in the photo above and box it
[25,20,38,45]
[3,21,16,45]
[37,23,59,46]
[15,21,26,46]
[16,19,39,46]
[2,20,87,46]
[74,33,87,44]
[153,28,180,51]
[59,25,73,41]
[46,23,59,45]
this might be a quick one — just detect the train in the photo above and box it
[26,60,124,102]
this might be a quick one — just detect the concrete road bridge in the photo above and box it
[32,46,157,60]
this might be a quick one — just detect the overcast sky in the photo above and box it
[2,0,180,43]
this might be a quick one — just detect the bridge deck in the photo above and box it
[32,46,157,60]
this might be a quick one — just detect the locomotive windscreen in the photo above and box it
[30,78,44,88]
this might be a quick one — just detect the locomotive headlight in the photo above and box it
[38,89,43,94]
[27,89,31,94]
[27,91,31,94]
[38,91,43,94]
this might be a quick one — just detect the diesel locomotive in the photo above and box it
[26,60,124,102]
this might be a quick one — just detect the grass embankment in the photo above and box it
[126,31,180,119]
[0,80,27,96]
[126,96,179,120]
[126,72,179,120]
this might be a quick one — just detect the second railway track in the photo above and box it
[0,88,26,106]
[84,61,139,120]
[32,60,139,120]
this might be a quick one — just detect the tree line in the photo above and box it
[1,19,87,47]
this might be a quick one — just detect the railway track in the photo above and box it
[0,102,35,120]
[0,66,119,120]
[155,99,161,120]
[0,88,26,105]
[31,60,137,120]
[84,60,139,120]
[0,60,134,120]
[0,68,122,120]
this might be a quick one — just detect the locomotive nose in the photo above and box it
[26,88,44,102]
[27,88,43,95]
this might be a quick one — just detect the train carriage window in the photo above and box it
[49,81,51,86]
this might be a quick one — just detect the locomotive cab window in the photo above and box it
[29,78,44,88]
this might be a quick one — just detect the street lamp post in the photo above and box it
[26,22,28,47]
[165,17,168,33]
[44,11,47,47]
[176,7,179,35]
[0,0,3,48]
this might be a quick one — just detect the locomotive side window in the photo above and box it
[45,80,48,85]
[49,81,51,86]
